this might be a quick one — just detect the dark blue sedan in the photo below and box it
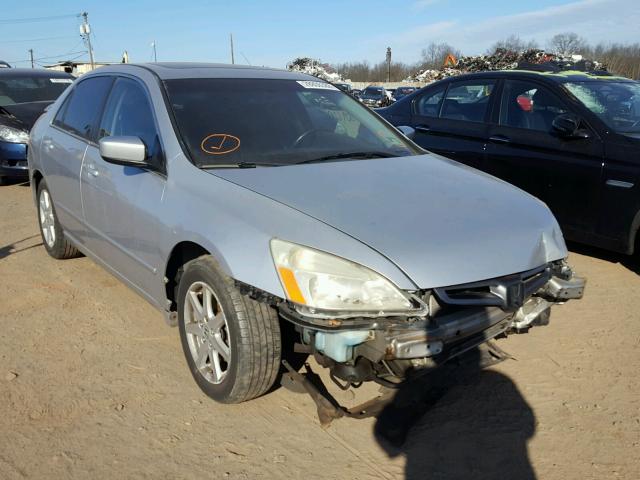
[0,68,74,183]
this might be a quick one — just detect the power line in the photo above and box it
[0,35,78,44]
[34,51,86,67]
[33,50,87,62]
[0,13,79,25]
[7,50,87,64]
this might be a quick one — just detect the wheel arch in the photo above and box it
[163,240,234,316]
[31,169,44,203]
[628,209,640,255]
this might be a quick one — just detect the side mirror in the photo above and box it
[397,125,416,139]
[99,136,147,166]
[552,113,590,139]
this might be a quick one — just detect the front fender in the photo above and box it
[159,158,418,304]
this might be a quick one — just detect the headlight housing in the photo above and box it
[0,125,29,144]
[271,239,423,318]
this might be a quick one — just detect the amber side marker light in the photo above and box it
[278,267,307,305]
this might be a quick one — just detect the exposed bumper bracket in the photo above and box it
[543,275,586,301]
[281,339,514,428]
[281,360,393,428]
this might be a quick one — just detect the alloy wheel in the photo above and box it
[184,281,231,384]
[39,189,56,248]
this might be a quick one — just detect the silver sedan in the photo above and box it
[28,63,584,412]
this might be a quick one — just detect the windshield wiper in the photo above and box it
[200,162,285,169]
[293,151,397,165]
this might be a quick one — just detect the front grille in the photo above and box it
[433,264,552,311]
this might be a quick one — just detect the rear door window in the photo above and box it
[440,80,495,122]
[413,85,445,117]
[54,76,113,140]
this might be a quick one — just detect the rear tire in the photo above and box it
[37,180,80,259]
[177,255,281,403]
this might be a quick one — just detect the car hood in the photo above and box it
[211,155,567,289]
[0,101,53,130]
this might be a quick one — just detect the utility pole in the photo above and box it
[230,33,235,64]
[28,49,34,68]
[80,12,95,70]
[151,41,157,62]
[386,47,391,82]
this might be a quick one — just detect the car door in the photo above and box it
[485,78,604,235]
[40,76,113,241]
[80,76,167,303]
[410,78,496,169]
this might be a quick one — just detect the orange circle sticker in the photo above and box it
[200,133,241,155]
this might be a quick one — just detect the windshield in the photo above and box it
[164,78,419,167]
[0,75,72,107]
[361,88,383,99]
[565,81,640,134]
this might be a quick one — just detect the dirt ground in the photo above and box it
[1,180,639,480]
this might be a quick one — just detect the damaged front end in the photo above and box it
[273,260,584,423]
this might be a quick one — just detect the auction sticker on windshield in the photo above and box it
[297,81,339,91]
[200,133,241,155]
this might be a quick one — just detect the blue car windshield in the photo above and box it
[0,75,72,107]
[565,80,640,134]
[164,78,419,167]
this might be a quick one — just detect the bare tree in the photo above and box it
[420,42,461,69]
[487,35,538,54]
[584,42,640,79]
[333,60,416,82]
[549,32,588,55]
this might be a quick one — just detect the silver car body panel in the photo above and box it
[213,155,567,288]
[28,63,568,317]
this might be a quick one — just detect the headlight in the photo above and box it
[271,239,417,317]
[0,125,29,143]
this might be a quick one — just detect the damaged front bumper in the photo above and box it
[278,261,585,384]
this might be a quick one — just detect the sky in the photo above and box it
[0,0,637,69]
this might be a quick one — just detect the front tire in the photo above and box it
[177,255,281,403]
[37,180,80,259]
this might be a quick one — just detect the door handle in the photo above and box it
[415,125,431,133]
[606,179,634,189]
[489,135,510,144]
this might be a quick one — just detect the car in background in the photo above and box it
[0,61,11,69]
[392,86,417,101]
[334,82,353,95]
[0,68,74,184]
[360,85,391,107]
[377,70,640,258]
[28,63,583,413]
[352,88,362,98]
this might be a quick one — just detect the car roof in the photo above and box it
[90,62,318,81]
[0,67,74,78]
[435,69,636,84]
